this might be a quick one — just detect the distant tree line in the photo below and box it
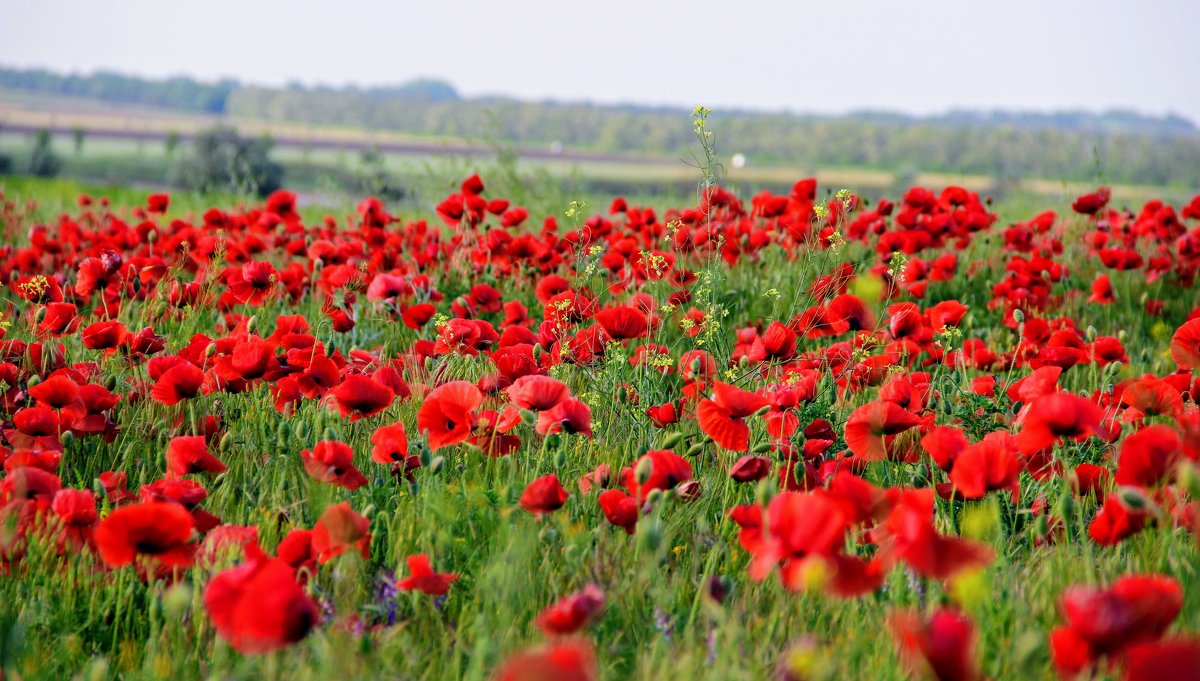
[3,65,1200,186]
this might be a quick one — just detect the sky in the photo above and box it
[2,0,1198,121]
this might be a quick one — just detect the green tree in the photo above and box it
[27,129,61,178]
[170,125,283,196]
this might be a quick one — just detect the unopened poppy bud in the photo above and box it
[659,432,685,450]
[751,440,773,454]
[634,457,655,485]
[293,421,308,440]
[146,230,157,243]
[645,488,664,507]
[1034,513,1049,538]
[429,456,445,474]
[545,433,561,449]
[26,374,41,388]
[1012,309,1024,324]
[277,421,290,440]
[245,315,257,334]
[419,446,434,468]
[163,584,191,618]
[637,518,664,553]
[690,357,702,375]
[1178,461,1200,499]
[755,477,775,507]
[753,404,771,417]
[204,342,217,358]
[519,409,537,425]
[219,431,233,452]
[33,306,46,323]
[59,430,75,446]
[532,344,543,361]
[738,355,749,368]
[1117,486,1151,511]
[617,385,627,402]
[322,426,338,442]
[313,258,324,270]
[1086,325,1097,341]
[553,450,567,469]
[685,442,706,457]
[423,356,434,372]
[706,575,732,605]
[1053,490,1075,522]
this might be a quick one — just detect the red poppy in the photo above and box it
[150,361,205,406]
[1015,393,1104,454]
[1170,318,1200,370]
[1121,640,1200,681]
[94,501,196,571]
[873,489,993,580]
[166,436,227,478]
[1115,425,1181,488]
[598,489,638,533]
[1051,574,1182,673]
[417,381,483,450]
[311,502,370,563]
[1071,187,1110,215]
[622,449,693,502]
[519,474,569,516]
[28,374,80,410]
[507,375,570,411]
[370,422,410,464]
[327,374,393,422]
[696,381,769,451]
[844,401,923,461]
[494,640,597,681]
[1088,493,1150,546]
[396,553,459,595]
[890,608,979,681]
[535,398,593,437]
[146,193,170,213]
[729,455,772,482]
[921,426,969,471]
[204,552,317,654]
[534,584,605,635]
[947,438,1020,500]
[228,261,278,306]
[301,441,368,491]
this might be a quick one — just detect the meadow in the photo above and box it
[0,110,1199,680]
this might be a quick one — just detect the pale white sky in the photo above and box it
[2,0,1198,121]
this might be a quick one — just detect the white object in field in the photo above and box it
[730,153,746,169]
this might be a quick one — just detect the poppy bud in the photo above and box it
[1053,489,1075,522]
[205,342,217,358]
[634,457,655,485]
[519,409,537,425]
[219,431,233,453]
[277,421,290,440]
[706,575,732,605]
[1178,461,1200,499]
[636,517,664,554]
[293,421,309,440]
[131,276,141,293]
[751,440,773,454]
[553,450,567,469]
[146,230,157,243]
[738,355,749,368]
[532,344,543,361]
[659,432,685,450]
[690,357,702,374]
[1012,309,1024,324]
[59,430,75,446]
[753,404,771,417]
[616,385,627,402]
[246,316,258,334]
[26,374,41,388]
[1117,486,1153,512]
[1085,325,1096,341]
[429,456,445,474]
[163,584,191,618]
[313,258,324,270]
[755,477,775,507]
[1034,513,1049,539]
[685,442,706,457]
[33,306,46,323]
[322,426,339,442]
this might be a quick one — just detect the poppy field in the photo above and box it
[1,165,1200,681]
